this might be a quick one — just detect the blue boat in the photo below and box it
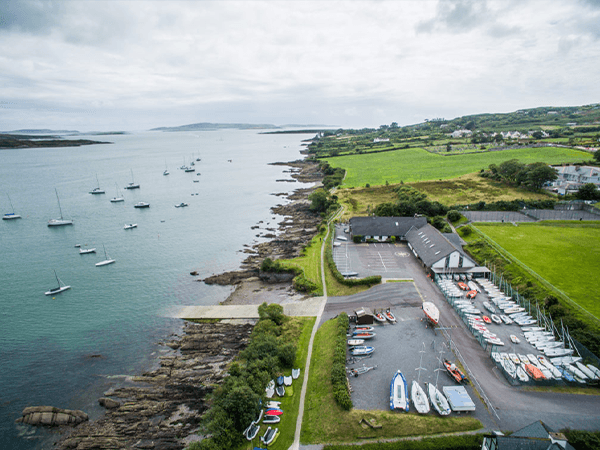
[389,370,409,411]
[350,345,374,356]
[277,376,284,386]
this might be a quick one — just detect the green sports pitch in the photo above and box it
[475,222,600,320]
[324,146,590,187]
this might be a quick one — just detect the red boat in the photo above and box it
[457,282,469,291]
[265,409,283,416]
[524,363,545,380]
[444,359,468,383]
[374,312,386,323]
[466,290,477,299]
[353,332,376,339]
[482,316,492,324]
[384,310,397,323]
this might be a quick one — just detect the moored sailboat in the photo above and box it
[96,244,116,267]
[44,270,71,295]
[3,194,21,220]
[48,189,73,227]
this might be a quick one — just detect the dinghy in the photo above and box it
[263,415,280,424]
[411,380,430,414]
[389,370,409,411]
[265,380,275,398]
[352,331,376,339]
[374,311,386,323]
[385,309,397,323]
[443,360,467,383]
[351,346,374,356]
[283,376,292,386]
[427,382,451,415]
[292,368,300,379]
[275,385,285,397]
[347,339,365,346]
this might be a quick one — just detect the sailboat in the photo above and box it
[412,343,430,414]
[44,270,71,295]
[96,244,116,267]
[3,194,21,220]
[124,169,140,189]
[89,174,105,194]
[110,183,124,203]
[48,189,73,227]
[163,160,169,176]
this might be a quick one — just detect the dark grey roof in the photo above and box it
[406,223,474,267]
[443,232,465,248]
[512,421,554,439]
[494,436,554,450]
[349,216,427,237]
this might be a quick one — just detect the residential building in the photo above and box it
[481,420,575,450]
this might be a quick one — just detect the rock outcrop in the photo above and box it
[16,406,89,427]
[56,321,254,450]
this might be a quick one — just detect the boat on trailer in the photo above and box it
[422,302,439,325]
[411,380,430,414]
[389,370,409,411]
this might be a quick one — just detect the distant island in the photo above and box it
[0,133,111,149]
[150,122,279,132]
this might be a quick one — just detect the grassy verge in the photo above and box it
[324,146,589,187]
[280,229,326,296]
[323,433,484,450]
[301,319,482,445]
[473,222,600,320]
[239,316,315,450]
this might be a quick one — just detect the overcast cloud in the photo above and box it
[1,0,599,131]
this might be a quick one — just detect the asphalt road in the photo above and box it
[322,226,600,432]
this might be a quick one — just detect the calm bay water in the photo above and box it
[0,129,313,448]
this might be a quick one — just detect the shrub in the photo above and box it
[353,235,363,243]
[331,313,352,410]
[258,302,284,325]
[447,209,462,222]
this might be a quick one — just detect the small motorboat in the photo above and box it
[457,282,468,290]
[175,202,189,208]
[265,408,283,416]
[354,326,374,332]
[374,312,386,323]
[134,202,150,208]
[385,309,397,323]
[275,385,285,397]
[347,339,365,346]
[277,376,284,386]
[516,365,530,382]
[263,415,280,424]
[510,335,520,344]
[444,359,468,383]
[351,346,374,356]
[292,368,300,379]
[79,247,96,254]
[244,421,260,440]
[283,376,292,386]
[261,427,278,446]
[389,370,409,411]
[466,290,477,299]
[124,223,137,230]
[482,316,492,324]
[352,331,375,340]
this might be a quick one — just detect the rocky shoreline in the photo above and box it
[47,158,323,449]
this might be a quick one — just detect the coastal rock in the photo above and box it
[259,270,295,283]
[56,322,253,450]
[99,398,121,409]
[201,269,257,285]
[16,406,89,427]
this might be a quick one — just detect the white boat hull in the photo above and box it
[390,370,409,411]
[411,380,430,414]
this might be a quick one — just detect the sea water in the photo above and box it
[0,129,314,449]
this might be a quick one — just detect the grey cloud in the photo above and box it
[0,0,65,33]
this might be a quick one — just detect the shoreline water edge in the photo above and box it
[41,158,324,449]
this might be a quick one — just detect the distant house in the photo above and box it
[450,129,472,138]
[482,420,575,450]
[373,137,390,143]
[348,216,427,242]
[549,165,600,195]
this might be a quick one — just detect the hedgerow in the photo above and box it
[331,313,352,410]
[323,433,483,450]
[325,235,381,287]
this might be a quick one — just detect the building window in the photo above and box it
[459,256,463,268]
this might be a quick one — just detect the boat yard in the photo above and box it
[321,224,600,431]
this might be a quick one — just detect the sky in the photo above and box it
[1,0,599,132]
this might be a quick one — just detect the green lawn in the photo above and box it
[324,146,589,187]
[301,319,481,444]
[280,230,325,296]
[475,222,600,320]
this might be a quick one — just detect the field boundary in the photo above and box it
[470,224,600,325]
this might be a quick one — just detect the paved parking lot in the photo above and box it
[324,225,600,431]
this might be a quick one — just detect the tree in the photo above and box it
[308,189,330,212]
[594,150,600,163]
[576,183,600,200]
[524,163,558,190]
[258,302,284,325]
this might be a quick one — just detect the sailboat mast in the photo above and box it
[54,269,60,287]
[55,188,64,220]
[8,194,15,213]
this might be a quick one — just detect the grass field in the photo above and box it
[324,146,589,187]
[474,222,600,320]
[335,173,554,220]
[300,319,481,444]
